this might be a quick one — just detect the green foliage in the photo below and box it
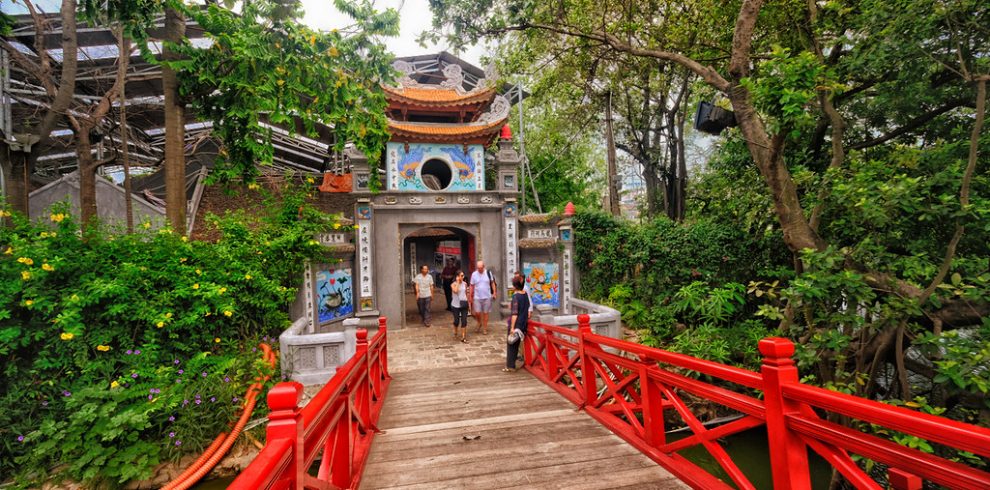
[575,209,787,367]
[170,0,398,186]
[0,192,336,486]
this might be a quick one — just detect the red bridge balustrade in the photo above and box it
[231,317,390,490]
[523,315,990,490]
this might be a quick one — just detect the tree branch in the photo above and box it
[848,99,972,150]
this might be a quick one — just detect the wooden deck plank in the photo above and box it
[360,364,688,489]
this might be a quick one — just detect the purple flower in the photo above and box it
[252,347,257,352]
[182,399,189,406]
[178,369,184,375]
[209,396,216,403]
[175,440,182,446]
[175,379,181,384]
[195,394,201,399]
[62,390,71,397]
[173,359,180,365]
[148,394,154,400]
[126,349,133,355]
[195,399,201,405]
[168,415,175,422]
[223,377,230,383]
[17,435,24,442]
[134,350,141,355]
[232,397,239,403]
[201,372,207,378]
[131,373,138,379]
[168,432,175,438]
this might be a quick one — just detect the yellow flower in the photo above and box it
[17,257,33,265]
[192,283,199,290]
[180,257,187,262]
[42,263,54,272]
[0,209,9,217]
[205,312,211,317]
[244,274,252,280]
[142,222,151,229]
[181,236,188,242]
[156,321,165,328]
[223,310,233,317]
[50,232,56,238]
[309,34,316,45]
[165,312,173,319]
[306,176,315,184]
[110,381,120,389]
[4,247,12,255]
[60,332,74,341]
[195,269,202,275]
[214,337,221,343]
[21,271,31,281]
[328,46,339,57]
[277,79,285,87]
[218,287,227,295]
[24,300,33,306]
[70,294,79,302]
[97,345,111,352]
[39,231,49,238]
[50,213,65,223]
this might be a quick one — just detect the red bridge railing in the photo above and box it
[524,315,990,490]
[231,317,390,490]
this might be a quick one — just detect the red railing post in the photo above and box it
[378,316,389,378]
[577,314,596,406]
[545,329,558,374]
[641,367,666,447]
[330,385,353,489]
[888,468,922,490]
[265,381,305,489]
[760,337,811,490]
[355,328,372,430]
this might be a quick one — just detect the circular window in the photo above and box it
[421,159,453,190]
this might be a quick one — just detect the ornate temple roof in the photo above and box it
[387,118,507,144]
[383,59,510,144]
[382,85,497,108]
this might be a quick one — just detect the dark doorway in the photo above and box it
[421,159,452,190]
[402,227,475,326]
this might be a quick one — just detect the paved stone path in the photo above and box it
[387,318,507,373]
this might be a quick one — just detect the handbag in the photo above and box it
[507,328,524,345]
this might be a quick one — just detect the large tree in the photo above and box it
[0,0,78,218]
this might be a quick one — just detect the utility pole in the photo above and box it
[518,81,541,213]
[605,90,620,216]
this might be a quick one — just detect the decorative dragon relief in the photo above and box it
[440,64,466,93]
[476,95,510,123]
[390,60,421,88]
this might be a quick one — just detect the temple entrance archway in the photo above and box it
[401,226,476,327]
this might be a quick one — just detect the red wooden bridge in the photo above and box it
[230,316,990,489]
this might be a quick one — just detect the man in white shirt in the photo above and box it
[468,260,497,335]
[412,265,434,327]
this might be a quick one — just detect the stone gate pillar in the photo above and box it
[355,198,377,318]
[558,203,576,314]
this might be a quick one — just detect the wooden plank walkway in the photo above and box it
[360,364,688,489]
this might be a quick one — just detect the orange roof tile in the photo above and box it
[388,118,505,136]
[382,85,496,106]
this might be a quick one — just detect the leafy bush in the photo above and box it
[0,192,337,486]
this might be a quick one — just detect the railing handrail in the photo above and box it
[231,317,390,490]
[523,315,990,490]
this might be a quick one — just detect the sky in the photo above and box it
[0,0,490,66]
[301,0,490,65]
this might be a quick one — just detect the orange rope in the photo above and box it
[161,344,276,490]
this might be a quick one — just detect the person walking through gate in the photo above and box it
[504,275,530,372]
[451,270,469,342]
[413,265,434,327]
[468,260,497,335]
[441,258,457,311]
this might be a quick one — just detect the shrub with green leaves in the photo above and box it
[0,192,338,486]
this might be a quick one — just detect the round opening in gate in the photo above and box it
[421,159,453,190]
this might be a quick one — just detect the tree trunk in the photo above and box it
[605,91,621,216]
[118,32,134,233]
[162,6,187,233]
[5,150,30,215]
[76,130,97,229]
